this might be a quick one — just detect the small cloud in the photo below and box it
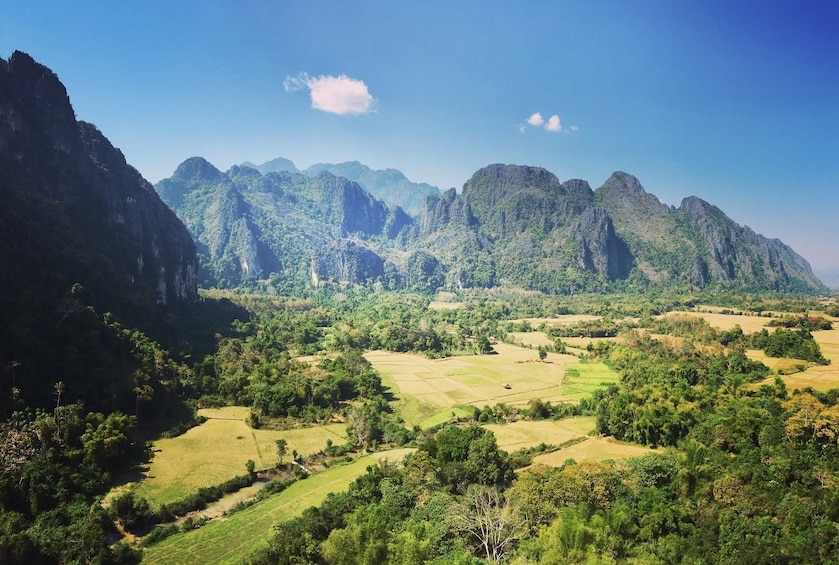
[527,112,544,127]
[284,72,377,115]
[522,112,577,133]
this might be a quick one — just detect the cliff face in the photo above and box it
[157,159,413,288]
[160,157,824,294]
[677,196,823,292]
[0,51,200,413]
[0,51,198,305]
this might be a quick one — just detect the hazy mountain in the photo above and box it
[242,158,441,216]
[241,156,300,175]
[160,160,825,295]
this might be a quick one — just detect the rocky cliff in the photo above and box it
[0,51,198,306]
[160,157,825,294]
[157,159,411,288]
[0,51,199,412]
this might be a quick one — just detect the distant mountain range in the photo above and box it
[241,158,441,216]
[156,159,826,295]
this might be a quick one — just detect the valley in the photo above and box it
[2,50,839,564]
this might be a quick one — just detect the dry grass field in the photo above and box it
[530,437,657,466]
[368,344,618,429]
[509,315,603,327]
[754,328,839,392]
[666,310,775,333]
[484,416,597,452]
[133,407,346,506]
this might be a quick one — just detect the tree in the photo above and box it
[538,346,548,362]
[476,335,494,355]
[453,484,518,563]
[276,438,288,466]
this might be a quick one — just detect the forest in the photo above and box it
[2,282,838,564]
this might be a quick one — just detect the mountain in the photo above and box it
[157,160,412,289]
[160,160,825,295]
[0,51,199,411]
[242,158,441,216]
[241,156,300,175]
[0,51,197,306]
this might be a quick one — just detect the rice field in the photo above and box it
[133,406,347,507]
[367,343,618,429]
[667,310,775,333]
[140,449,414,565]
[754,327,839,392]
[530,436,657,466]
[484,416,597,452]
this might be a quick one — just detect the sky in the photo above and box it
[2,1,838,274]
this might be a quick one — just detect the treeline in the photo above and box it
[652,313,831,365]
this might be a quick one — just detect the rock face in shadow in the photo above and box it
[0,50,198,306]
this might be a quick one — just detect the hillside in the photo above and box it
[160,161,825,295]
[0,51,199,413]
[156,159,413,290]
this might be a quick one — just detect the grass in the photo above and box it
[529,437,657,466]
[367,344,618,429]
[484,416,597,452]
[754,327,839,392]
[140,449,414,565]
[133,408,346,507]
[668,310,774,333]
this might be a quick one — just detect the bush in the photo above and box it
[110,491,154,531]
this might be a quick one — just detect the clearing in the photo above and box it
[133,406,346,507]
[368,343,618,429]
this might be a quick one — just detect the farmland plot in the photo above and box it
[367,343,618,428]
[134,406,346,506]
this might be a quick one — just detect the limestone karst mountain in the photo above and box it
[0,51,199,411]
[159,160,825,294]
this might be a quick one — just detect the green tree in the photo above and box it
[276,438,288,466]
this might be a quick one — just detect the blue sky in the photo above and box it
[2,1,838,273]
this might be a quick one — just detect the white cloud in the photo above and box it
[284,72,377,115]
[545,115,561,132]
[521,112,578,133]
[527,112,544,126]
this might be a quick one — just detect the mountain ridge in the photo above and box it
[0,50,199,412]
[241,157,441,216]
[158,159,825,295]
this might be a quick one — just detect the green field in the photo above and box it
[141,449,414,565]
[133,407,347,507]
[368,344,618,428]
